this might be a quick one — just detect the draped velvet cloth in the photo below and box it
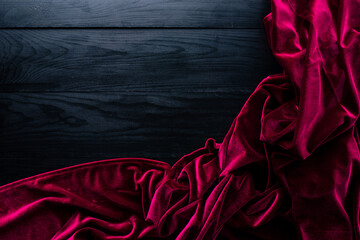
[1,0,360,239]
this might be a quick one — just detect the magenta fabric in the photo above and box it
[1,0,360,239]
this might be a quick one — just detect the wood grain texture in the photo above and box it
[0,0,270,28]
[0,29,282,92]
[0,91,249,185]
[0,0,282,185]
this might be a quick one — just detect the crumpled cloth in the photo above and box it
[1,0,360,239]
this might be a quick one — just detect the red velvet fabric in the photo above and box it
[1,0,360,239]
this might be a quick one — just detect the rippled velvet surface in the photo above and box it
[1,0,360,239]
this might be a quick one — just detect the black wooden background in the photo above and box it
[0,0,282,185]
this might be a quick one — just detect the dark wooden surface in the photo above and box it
[0,91,249,184]
[0,0,270,28]
[0,29,276,92]
[0,0,282,185]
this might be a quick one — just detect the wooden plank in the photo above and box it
[0,0,270,28]
[0,29,282,92]
[0,91,248,185]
